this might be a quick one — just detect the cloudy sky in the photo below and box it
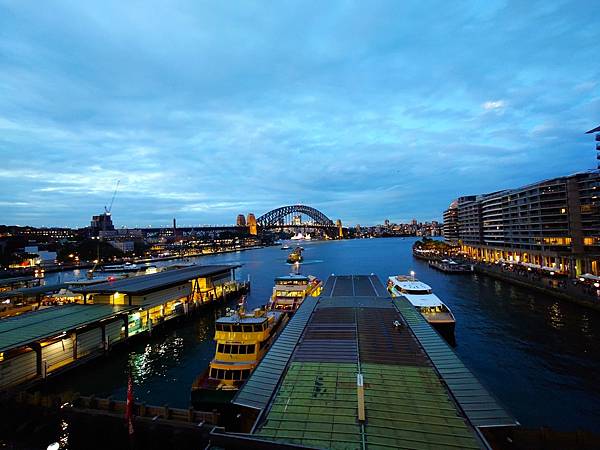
[1,1,599,227]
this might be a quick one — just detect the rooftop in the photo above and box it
[0,303,132,353]
[72,264,239,295]
[227,275,515,449]
[0,276,37,287]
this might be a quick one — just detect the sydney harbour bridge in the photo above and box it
[242,204,344,238]
[141,204,345,239]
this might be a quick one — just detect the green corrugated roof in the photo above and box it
[256,362,480,450]
[0,304,133,352]
[392,297,517,428]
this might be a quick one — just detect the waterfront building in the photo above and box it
[442,199,459,241]
[449,171,600,276]
[0,265,243,391]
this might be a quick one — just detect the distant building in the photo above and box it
[449,171,600,276]
[384,219,390,227]
[90,213,114,236]
[109,241,134,253]
[236,214,246,226]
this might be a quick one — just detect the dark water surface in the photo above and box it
[19,238,600,446]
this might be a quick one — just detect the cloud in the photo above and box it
[0,0,599,226]
[482,100,506,111]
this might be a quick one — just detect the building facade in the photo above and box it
[442,200,459,241]
[448,171,600,276]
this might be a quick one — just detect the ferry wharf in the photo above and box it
[0,265,247,392]
[212,274,517,449]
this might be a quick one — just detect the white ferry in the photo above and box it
[387,275,456,337]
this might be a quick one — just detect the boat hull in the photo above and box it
[190,386,237,411]
[427,319,456,345]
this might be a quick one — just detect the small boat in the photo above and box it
[388,275,456,340]
[286,247,303,264]
[268,274,322,313]
[101,262,140,272]
[280,244,290,250]
[191,300,287,411]
[101,262,156,273]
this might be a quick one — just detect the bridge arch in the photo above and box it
[256,205,334,227]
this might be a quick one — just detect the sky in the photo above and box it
[1,1,599,228]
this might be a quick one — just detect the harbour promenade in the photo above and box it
[475,262,600,311]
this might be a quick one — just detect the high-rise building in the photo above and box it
[442,200,459,241]
[449,171,600,276]
[236,214,246,227]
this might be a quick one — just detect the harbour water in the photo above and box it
[27,238,600,443]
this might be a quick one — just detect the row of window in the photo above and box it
[215,322,267,332]
[217,343,256,354]
[209,368,251,380]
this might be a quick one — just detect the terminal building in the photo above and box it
[0,265,243,391]
[443,170,600,276]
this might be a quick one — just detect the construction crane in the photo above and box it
[105,179,120,215]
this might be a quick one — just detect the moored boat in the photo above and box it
[269,274,322,313]
[191,300,287,411]
[387,275,456,341]
[286,246,303,264]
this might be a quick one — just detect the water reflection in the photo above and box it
[129,336,185,384]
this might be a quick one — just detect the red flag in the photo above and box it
[126,373,135,435]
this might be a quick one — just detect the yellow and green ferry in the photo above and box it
[191,301,286,410]
[268,274,322,313]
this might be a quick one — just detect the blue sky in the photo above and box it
[1,1,599,228]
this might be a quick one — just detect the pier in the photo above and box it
[214,274,517,449]
[0,265,248,392]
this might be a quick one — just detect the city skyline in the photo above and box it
[1,1,599,227]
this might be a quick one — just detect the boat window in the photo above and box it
[210,368,217,378]
[231,324,242,333]
[223,344,231,353]
[241,369,251,380]
[216,369,225,379]
[231,345,238,354]
[237,345,245,354]
[217,343,225,353]
[242,324,253,332]
[247,344,255,353]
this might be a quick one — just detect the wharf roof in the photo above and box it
[0,276,37,287]
[0,283,69,300]
[230,274,516,449]
[72,264,238,295]
[0,303,132,353]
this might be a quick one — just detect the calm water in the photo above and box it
[34,238,600,435]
